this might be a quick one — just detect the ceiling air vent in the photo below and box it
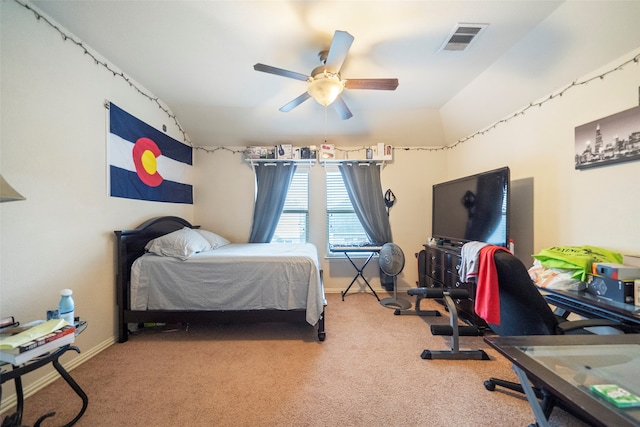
[439,23,488,52]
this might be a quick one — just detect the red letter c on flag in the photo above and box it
[133,137,163,187]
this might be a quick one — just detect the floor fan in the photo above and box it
[379,243,411,309]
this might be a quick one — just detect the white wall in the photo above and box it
[444,47,640,256]
[194,147,446,293]
[1,1,193,406]
[194,47,640,293]
[2,0,639,414]
[439,1,640,146]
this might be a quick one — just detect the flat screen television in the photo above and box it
[432,167,510,248]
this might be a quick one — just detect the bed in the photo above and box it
[115,216,326,342]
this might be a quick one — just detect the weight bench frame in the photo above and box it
[408,288,489,361]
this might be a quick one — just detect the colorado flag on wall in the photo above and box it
[108,103,193,204]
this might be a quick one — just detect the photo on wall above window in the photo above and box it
[574,105,640,170]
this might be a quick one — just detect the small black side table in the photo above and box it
[0,322,88,426]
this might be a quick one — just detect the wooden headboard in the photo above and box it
[114,216,194,313]
[113,215,326,343]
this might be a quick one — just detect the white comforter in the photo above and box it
[130,243,325,325]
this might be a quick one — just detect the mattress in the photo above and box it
[130,243,325,325]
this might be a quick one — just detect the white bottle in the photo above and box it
[59,289,75,326]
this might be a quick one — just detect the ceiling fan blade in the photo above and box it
[279,92,311,112]
[345,78,399,90]
[254,63,309,82]
[331,95,353,120]
[324,31,354,74]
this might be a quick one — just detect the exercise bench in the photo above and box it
[408,287,489,360]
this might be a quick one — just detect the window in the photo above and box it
[326,168,369,248]
[271,170,309,243]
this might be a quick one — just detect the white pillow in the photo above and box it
[145,227,212,260]
[194,229,231,249]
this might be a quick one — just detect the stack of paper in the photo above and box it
[0,319,75,365]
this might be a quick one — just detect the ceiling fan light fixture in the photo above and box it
[308,72,344,107]
[254,30,396,119]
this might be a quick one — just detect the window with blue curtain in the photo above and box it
[325,167,369,249]
[271,170,309,243]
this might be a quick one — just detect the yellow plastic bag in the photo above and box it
[532,245,622,281]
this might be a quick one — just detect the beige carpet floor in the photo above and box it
[14,292,588,426]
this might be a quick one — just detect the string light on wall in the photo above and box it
[15,0,192,146]
[16,0,640,155]
[441,52,640,151]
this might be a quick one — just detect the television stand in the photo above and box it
[420,243,488,328]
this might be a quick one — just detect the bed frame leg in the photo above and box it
[317,311,326,341]
[118,316,129,343]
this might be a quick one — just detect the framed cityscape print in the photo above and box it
[575,105,640,170]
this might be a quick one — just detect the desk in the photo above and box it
[539,286,640,329]
[330,245,382,301]
[485,334,640,427]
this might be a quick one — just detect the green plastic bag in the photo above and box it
[532,245,623,281]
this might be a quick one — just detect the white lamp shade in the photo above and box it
[0,174,26,202]
[308,74,344,107]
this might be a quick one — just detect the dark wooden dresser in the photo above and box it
[422,244,488,328]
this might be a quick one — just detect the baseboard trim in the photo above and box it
[0,336,116,415]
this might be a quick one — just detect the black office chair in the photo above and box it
[483,250,624,420]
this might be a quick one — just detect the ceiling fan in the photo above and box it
[253,30,399,120]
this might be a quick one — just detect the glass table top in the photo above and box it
[519,343,640,423]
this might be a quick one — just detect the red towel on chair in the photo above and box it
[475,246,509,325]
